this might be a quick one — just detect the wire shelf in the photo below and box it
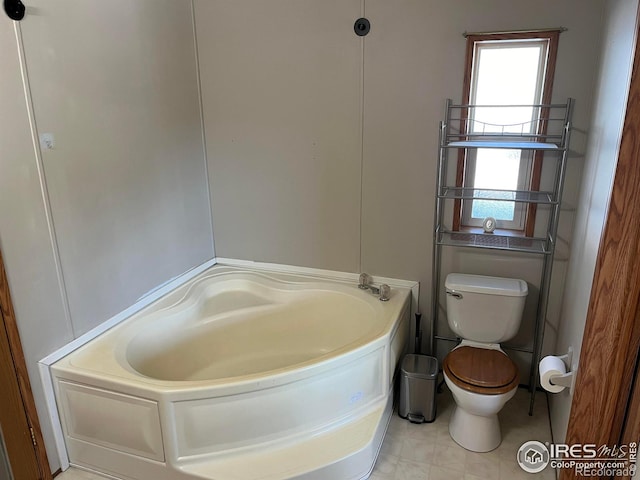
[439,187,555,204]
[444,140,561,150]
[437,230,549,255]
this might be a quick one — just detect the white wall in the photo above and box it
[0,0,213,471]
[0,16,73,472]
[549,0,638,443]
[195,0,363,272]
[20,0,214,335]
[199,0,605,376]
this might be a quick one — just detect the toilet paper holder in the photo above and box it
[548,347,574,389]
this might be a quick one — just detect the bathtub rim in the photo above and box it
[119,272,388,384]
[52,273,412,398]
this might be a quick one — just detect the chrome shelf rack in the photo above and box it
[430,98,574,415]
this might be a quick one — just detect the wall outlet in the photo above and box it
[40,133,55,150]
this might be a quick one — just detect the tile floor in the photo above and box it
[56,385,554,480]
[370,385,555,480]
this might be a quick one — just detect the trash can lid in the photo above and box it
[401,354,438,379]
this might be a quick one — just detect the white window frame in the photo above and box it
[461,39,550,231]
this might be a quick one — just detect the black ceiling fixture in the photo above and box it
[4,0,26,21]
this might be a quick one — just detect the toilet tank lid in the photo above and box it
[445,273,528,297]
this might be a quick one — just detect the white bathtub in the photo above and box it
[51,265,412,480]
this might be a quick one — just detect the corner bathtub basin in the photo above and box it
[127,282,383,381]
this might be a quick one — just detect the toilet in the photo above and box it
[442,273,528,453]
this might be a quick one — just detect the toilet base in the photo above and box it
[449,405,501,452]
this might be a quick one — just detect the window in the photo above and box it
[453,31,560,235]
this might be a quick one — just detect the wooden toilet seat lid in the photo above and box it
[444,346,518,395]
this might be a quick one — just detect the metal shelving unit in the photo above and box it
[430,99,574,415]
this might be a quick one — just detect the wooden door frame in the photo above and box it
[561,12,640,480]
[0,247,52,479]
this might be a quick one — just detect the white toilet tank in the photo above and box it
[445,273,528,343]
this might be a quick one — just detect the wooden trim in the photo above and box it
[525,30,560,237]
[0,248,52,480]
[463,27,567,38]
[452,35,476,231]
[0,308,39,478]
[453,31,561,234]
[464,31,563,42]
[561,16,640,479]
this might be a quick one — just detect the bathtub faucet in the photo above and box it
[358,273,391,301]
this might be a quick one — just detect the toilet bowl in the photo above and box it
[443,342,519,451]
[443,274,528,452]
